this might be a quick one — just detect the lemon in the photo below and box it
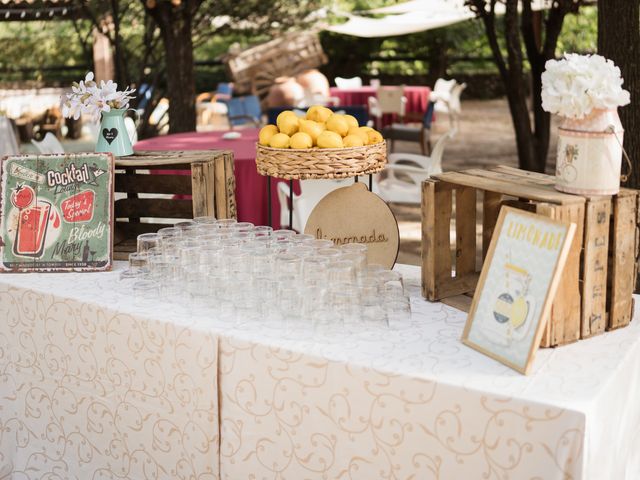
[348,127,369,145]
[290,132,313,149]
[258,124,279,146]
[343,134,365,147]
[317,130,344,149]
[343,114,359,129]
[325,114,349,137]
[299,119,325,145]
[306,105,333,123]
[269,133,290,148]
[366,129,384,145]
[359,126,374,132]
[277,112,299,136]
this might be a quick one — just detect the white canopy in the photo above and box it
[327,0,551,38]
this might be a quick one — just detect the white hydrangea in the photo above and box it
[61,71,136,122]
[541,53,630,119]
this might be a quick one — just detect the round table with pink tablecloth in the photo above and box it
[135,128,299,229]
[330,86,431,127]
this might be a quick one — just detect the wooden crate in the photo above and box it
[113,150,236,260]
[422,165,639,347]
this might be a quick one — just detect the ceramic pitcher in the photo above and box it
[95,108,133,157]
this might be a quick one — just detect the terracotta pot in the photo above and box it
[296,69,330,98]
[555,108,624,195]
[266,77,305,108]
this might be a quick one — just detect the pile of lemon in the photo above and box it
[259,105,384,149]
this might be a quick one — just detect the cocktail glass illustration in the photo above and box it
[13,200,52,258]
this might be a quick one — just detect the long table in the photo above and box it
[1,264,639,479]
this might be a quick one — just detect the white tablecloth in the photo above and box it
[1,263,639,479]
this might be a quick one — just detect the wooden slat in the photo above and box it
[115,221,171,239]
[115,173,193,195]
[581,197,611,337]
[490,165,555,185]
[423,180,455,300]
[116,150,229,167]
[191,160,210,218]
[609,191,637,329]
[455,186,476,276]
[441,293,473,313]
[215,152,237,219]
[537,202,584,346]
[115,198,193,219]
[482,191,502,260]
[435,170,584,204]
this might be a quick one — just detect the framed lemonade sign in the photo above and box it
[0,153,114,272]
[462,207,576,374]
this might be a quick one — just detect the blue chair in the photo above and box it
[266,105,369,127]
[381,101,435,155]
[223,95,263,128]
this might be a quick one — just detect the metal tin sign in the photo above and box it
[0,153,114,272]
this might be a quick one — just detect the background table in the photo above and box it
[1,264,639,479]
[135,128,299,228]
[330,85,431,126]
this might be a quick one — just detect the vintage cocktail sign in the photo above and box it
[0,153,114,272]
[304,183,400,268]
[461,207,575,374]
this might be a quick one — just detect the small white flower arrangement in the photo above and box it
[541,53,630,119]
[61,72,136,122]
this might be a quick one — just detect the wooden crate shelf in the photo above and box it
[422,165,639,348]
[113,150,236,260]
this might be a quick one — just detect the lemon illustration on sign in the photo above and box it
[348,127,369,145]
[343,134,364,147]
[269,133,290,148]
[344,114,359,129]
[317,130,344,148]
[299,119,325,145]
[510,296,528,329]
[277,111,299,136]
[258,124,279,146]
[290,132,313,149]
[366,129,384,145]
[325,114,349,137]
[306,105,333,123]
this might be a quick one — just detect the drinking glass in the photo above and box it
[292,233,315,244]
[215,218,238,229]
[252,225,273,237]
[317,248,344,265]
[329,284,360,325]
[341,252,367,277]
[273,229,296,240]
[310,239,333,250]
[328,260,356,284]
[289,245,314,258]
[341,243,368,255]
[275,253,302,278]
[137,233,159,253]
[133,279,160,307]
[301,257,329,284]
[233,222,254,233]
[129,252,150,269]
[158,226,182,242]
[174,220,196,230]
[194,215,217,224]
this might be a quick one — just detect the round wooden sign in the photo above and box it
[304,183,400,268]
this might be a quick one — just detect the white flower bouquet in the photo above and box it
[61,72,136,122]
[541,53,630,119]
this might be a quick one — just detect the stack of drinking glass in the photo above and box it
[121,217,411,328]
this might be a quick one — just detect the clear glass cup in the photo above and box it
[195,223,220,237]
[194,215,217,224]
[289,245,314,258]
[158,226,182,241]
[329,284,360,325]
[273,229,296,240]
[272,239,293,253]
[223,247,249,279]
[249,247,275,276]
[231,231,253,243]
[328,260,356,284]
[275,253,303,278]
[137,233,160,253]
[233,222,254,233]
[385,297,411,327]
[252,225,273,237]
[292,233,315,244]
[359,278,387,326]
[254,276,279,320]
[377,270,404,298]
[310,239,333,250]
[302,257,329,284]
[129,252,150,268]
[174,220,196,230]
[133,279,160,307]
[181,224,200,238]
[160,237,181,256]
[215,218,238,229]
[317,248,344,265]
[341,252,367,277]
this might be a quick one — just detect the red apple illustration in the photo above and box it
[11,184,35,210]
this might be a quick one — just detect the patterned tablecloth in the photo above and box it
[1,263,639,479]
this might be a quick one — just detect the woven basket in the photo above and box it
[255,141,387,180]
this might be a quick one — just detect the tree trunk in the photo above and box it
[149,4,197,134]
[598,0,640,188]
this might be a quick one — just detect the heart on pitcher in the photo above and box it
[102,128,119,145]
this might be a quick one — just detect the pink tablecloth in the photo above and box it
[135,129,299,229]
[330,86,431,127]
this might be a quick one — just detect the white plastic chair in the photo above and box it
[447,82,467,129]
[334,76,363,89]
[124,116,138,145]
[376,129,456,204]
[277,178,353,231]
[31,132,64,154]
[368,86,407,130]
[431,78,457,114]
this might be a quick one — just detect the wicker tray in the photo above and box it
[255,141,387,180]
